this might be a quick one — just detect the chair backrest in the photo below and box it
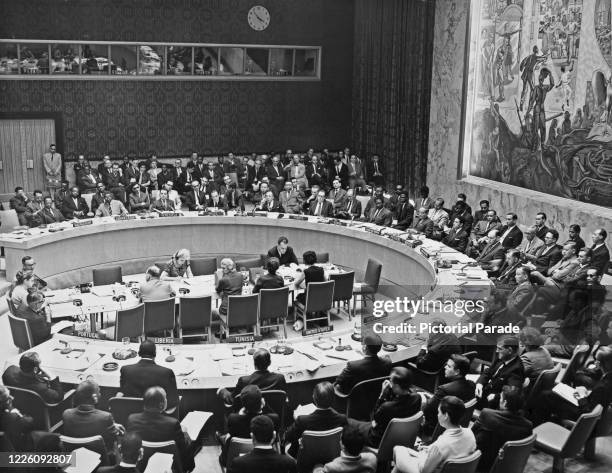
[249,267,265,284]
[115,303,145,341]
[461,398,478,427]
[439,450,481,473]
[6,295,18,315]
[226,437,253,468]
[489,434,536,473]
[235,257,263,269]
[227,293,259,329]
[92,266,123,286]
[594,405,612,438]
[0,209,19,230]
[297,427,343,472]
[7,386,51,430]
[561,404,603,457]
[259,286,290,319]
[304,280,335,313]
[139,439,181,473]
[60,434,109,466]
[262,390,288,429]
[561,345,591,385]
[316,252,330,263]
[329,271,355,302]
[347,376,388,421]
[178,295,212,332]
[108,397,143,427]
[377,411,423,462]
[8,313,33,351]
[463,351,479,362]
[363,258,383,291]
[144,297,176,335]
[190,257,217,276]
[525,364,561,406]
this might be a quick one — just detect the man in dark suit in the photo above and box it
[184,180,206,211]
[61,186,90,219]
[364,197,393,226]
[119,340,179,410]
[366,154,385,187]
[442,216,469,253]
[305,155,326,189]
[422,354,475,434]
[225,182,245,212]
[191,157,206,182]
[472,199,490,226]
[472,385,533,471]
[76,165,100,194]
[412,207,434,238]
[98,431,142,473]
[415,320,461,372]
[498,213,523,249]
[104,162,126,202]
[285,381,348,457]
[266,156,286,194]
[2,352,64,404]
[208,190,228,211]
[37,197,65,225]
[308,189,334,217]
[91,183,107,213]
[266,236,299,266]
[449,200,474,233]
[150,188,175,212]
[63,380,123,449]
[334,334,392,395]
[533,229,562,273]
[590,228,610,275]
[476,229,506,274]
[218,348,287,407]
[493,249,522,288]
[126,387,194,472]
[476,336,525,407]
[121,157,139,193]
[330,156,350,188]
[228,415,297,473]
[534,212,549,241]
[256,190,284,213]
[336,188,362,220]
[170,158,187,194]
[392,191,414,230]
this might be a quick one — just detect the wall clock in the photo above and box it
[248,5,270,31]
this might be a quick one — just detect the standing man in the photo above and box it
[42,143,62,199]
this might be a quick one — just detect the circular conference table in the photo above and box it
[0,213,490,412]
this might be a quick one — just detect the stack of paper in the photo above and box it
[144,452,174,473]
[64,447,100,473]
[180,410,214,441]
[552,383,579,406]
[293,403,317,419]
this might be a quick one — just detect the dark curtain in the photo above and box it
[352,0,435,195]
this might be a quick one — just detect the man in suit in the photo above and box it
[266,236,299,266]
[279,181,304,214]
[2,352,64,403]
[37,197,65,225]
[415,319,461,372]
[285,155,308,191]
[472,385,533,471]
[334,334,392,395]
[61,186,90,219]
[257,190,284,213]
[590,228,610,275]
[305,155,326,189]
[121,157,139,193]
[347,155,367,192]
[565,224,585,252]
[95,191,129,217]
[104,162,126,202]
[266,156,286,194]
[476,229,506,274]
[366,154,385,188]
[422,354,475,434]
[127,184,149,213]
[469,210,501,251]
[365,197,393,226]
[517,225,545,263]
[505,266,535,318]
[218,348,287,408]
[42,143,62,199]
[442,216,469,253]
[472,199,490,226]
[225,182,245,212]
[363,187,389,217]
[415,185,435,212]
[91,183,107,213]
[76,164,100,193]
[498,213,523,249]
[53,180,70,211]
[126,387,194,471]
[9,187,30,226]
[171,158,187,194]
[308,189,334,217]
[450,200,474,233]
[328,179,347,212]
[24,190,45,227]
[191,157,206,182]
[532,229,562,273]
[140,266,175,302]
[476,336,524,407]
[412,207,434,238]
[493,249,522,287]
[428,198,450,240]
[150,188,175,212]
[392,191,414,230]
[336,188,362,220]
[534,212,550,241]
[285,382,348,457]
[63,380,123,449]
[119,340,179,410]
[208,190,228,211]
[246,157,267,192]
[228,415,297,473]
[98,431,142,473]
[316,426,377,473]
[184,180,207,211]
[73,155,90,175]
[329,156,350,189]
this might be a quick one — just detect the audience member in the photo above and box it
[476,229,506,274]
[476,336,524,407]
[565,224,585,251]
[518,327,554,381]
[24,190,45,227]
[534,212,550,240]
[415,319,461,372]
[0,384,34,451]
[472,199,490,225]
[591,228,610,275]
[2,352,64,403]
[98,431,143,473]
[498,213,523,249]
[517,225,545,261]
[309,189,334,217]
[314,425,377,473]
[9,187,30,226]
[532,230,562,273]
[328,179,347,212]
[38,196,65,224]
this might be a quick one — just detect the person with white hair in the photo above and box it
[160,248,193,281]
[214,258,243,319]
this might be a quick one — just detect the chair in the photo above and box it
[0,209,20,230]
[525,364,561,409]
[352,258,382,313]
[144,297,176,337]
[8,313,34,352]
[439,450,481,473]
[249,267,265,283]
[296,427,343,473]
[7,386,75,431]
[488,434,537,473]
[220,293,259,337]
[235,257,263,269]
[370,412,423,472]
[560,344,591,385]
[92,266,123,286]
[114,303,145,341]
[190,257,217,276]
[407,362,442,394]
[224,437,252,470]
[534,404,603,473]
[329,271,355,319]
[294,280,335,331]
[262,390,288,444]
[108,396,144,427]
[138,439,183,473]
[562,405,612,460]
[60,434,109,466]
[259,286,289,337]
[178,295,213,340]
[341,376,388,421]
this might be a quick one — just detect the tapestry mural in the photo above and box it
[463,0,612,207]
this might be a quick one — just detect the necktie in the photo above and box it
[337,165,341,174]
[194,191,199,206]
[374,209,381,221]
[375,162,379,173]
[347,200,352,213]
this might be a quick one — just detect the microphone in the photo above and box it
[456,264,468,277]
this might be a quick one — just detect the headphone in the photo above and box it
[174,251,179,260]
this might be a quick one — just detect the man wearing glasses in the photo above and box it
[22,256,47,291]
[128,184,150,213]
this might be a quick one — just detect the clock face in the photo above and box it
[248,5,270,31]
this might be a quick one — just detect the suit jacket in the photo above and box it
[534,244,562,273]
[413,217,434,238]
[328,188,348,210]
[228,448,297,473]
[128,192,150,212]
[495,261,521,285]
[369,392,421,447]
[366,161,384,183]
[62,404,115,447]
[104,171,124,189]
[140,279,175,302]
[305,163,326,187]
[517,236,545,258]
[191,163,206,181]
[472,408,533,470]
[534,225,549,241]
[24,200,44,227]
[477,240,506,265]
[2,366,64,404]
[13,307,51,346]
[265,247,298,268]
[76,171,100,192]
[366,207,393,227]
[334,355,392,395]
[423,377,476,428]
[258,199,284,213]
[225,189,245,211]
[119,359,179,408]
[91,192,105,212]
[184,189,207,210]
[61,196,89,219]
[442,228,469,253]
[150,198,175,212]
[37,207,65,225]
[477,356,525,396]
[266,164,285,182]
[207,196,228,211]
[506,281,534,315]
[393,202,414,230]
[498,225,523,249]
[470,219,501,239]
[415,333,461,372]
[337,198,362,220]
[308,199,334,217]
[286,408,348,457]
[229,370,287,406]
[330,162,350,187]
[591,244,610,275]
[279,190,304,214]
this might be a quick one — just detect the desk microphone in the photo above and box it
[456,264,468,277]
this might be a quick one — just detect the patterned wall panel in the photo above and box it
[0,0,354,159]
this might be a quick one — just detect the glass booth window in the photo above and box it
[111,44,137,75]
[138,45,163,75]
[194,47,218,75]
[167,46,192,75]
[0,43,18,74]
[80,44,112,74]
[219,47,244,75]
[269,48,292,76]
[245,48,268,75]
[50,43,78,74]
[19,43,49,74]
[294,48,318,77]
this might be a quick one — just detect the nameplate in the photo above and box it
[159,212,183,218]
[76,331,100,339]
[72,219,93,227]
[227,335,263,343]
[365,227,382,235]
[114,215,137,221]
[333,220,349,226]
[205,210,226,216]
[253,212,268,217]
[419,247,431,258]
[406,240,422,248]
[288,215,308,221]
[148,337,183,344]
[302,325,333,336]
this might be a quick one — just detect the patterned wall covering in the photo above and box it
[0,0,354,160]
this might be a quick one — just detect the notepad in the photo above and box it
[553,382,579,406]
[64,447,100,473]
[180,410,214,441]
[294,403,317,418]
[144,452,174,473]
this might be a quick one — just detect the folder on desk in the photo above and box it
[144,452,174,473]
[180,410,213,441]
[64,447,100,473]
[552,383,579,406]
